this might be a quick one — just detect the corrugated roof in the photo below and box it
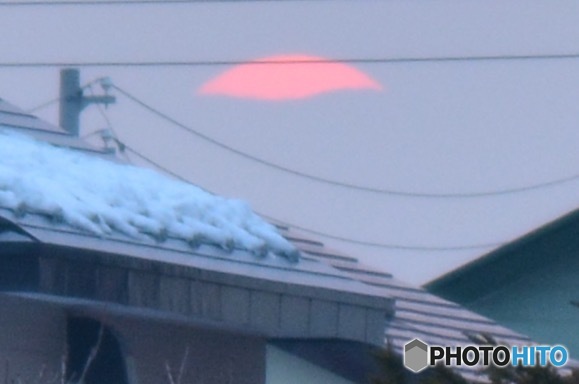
[280,226,532,343]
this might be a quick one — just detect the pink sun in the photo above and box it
[198,54,383,101]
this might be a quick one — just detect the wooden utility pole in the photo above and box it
[59,68,116,136]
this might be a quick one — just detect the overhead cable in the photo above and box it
[4,51,579,69]
[117,139,505,251]
[123,144,187,181]
[0,0,310,5]
[25,77,104,113]
[112,84,579,198]
[276,222,504,250]
[25,96,61,113]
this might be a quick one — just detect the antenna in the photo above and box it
[59,68,116,136]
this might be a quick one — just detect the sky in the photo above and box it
[1,0,579,285]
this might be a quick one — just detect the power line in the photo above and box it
[0,0,309,5]
[88,84,113,127]
[117,138,505,251]
[87,84,134,163]
[24,77,103,113]
[94,102,508,251]
[27,77,579,196]
[123,144,188,182]
[280,222,504,251]
[112,84,579,198]
[3,52,579,69]
[25,96,61,113]
[88,83,121,140]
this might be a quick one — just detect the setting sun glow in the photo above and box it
[198,54,383,100]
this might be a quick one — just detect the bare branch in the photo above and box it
[164,361,176,384]
[176,346,189,384]
[33,365,46,384]
[4,360,9,384]
[60,343,67,384]
[46,370,60,384]
[227,357,233,384]
[76,324,105,384]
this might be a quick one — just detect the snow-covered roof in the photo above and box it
[0,129,298,261]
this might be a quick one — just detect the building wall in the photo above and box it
[0,293,364,384]
[467,254,579,357]
[0,294,67,384]
[108,316,266,384]
[266,345,355,384]
[0,293,267,384]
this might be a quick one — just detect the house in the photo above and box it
[426,208,579,360]
[0,94,546,384]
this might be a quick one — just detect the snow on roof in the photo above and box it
[0,129,299,262]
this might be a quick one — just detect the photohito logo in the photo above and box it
[403,338,569,373]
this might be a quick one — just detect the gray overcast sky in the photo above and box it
[2,0,579,284]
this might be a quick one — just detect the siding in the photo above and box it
[468,254,579,357]
[109,315,266,384]
[0,294,66,384]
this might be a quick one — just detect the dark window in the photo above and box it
[67,317,129,384]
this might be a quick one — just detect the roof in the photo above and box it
[423,204,579,372]
[0,97,542,382]
[278,226,535,381]
[0,97,114,156]
[425,207,579,302]
[0,129,298,261]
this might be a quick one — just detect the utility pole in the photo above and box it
[59,68,116,136]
